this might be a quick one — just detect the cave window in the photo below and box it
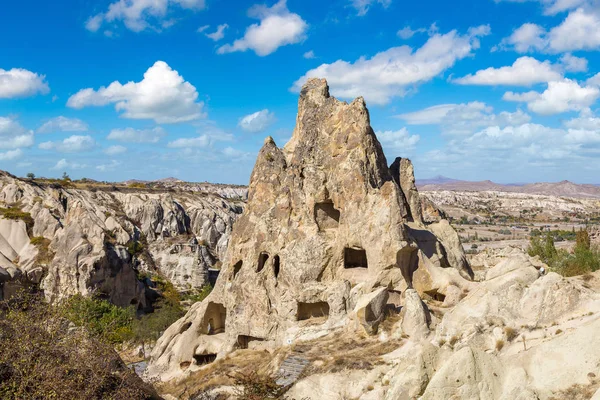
[257,252,269,273]
[425,289,446,302]
[237,335,265,350]
[297,301,330,321]
[314,201,341,230]
[193,354,217,365]
[202,302,226,335]
[231,260,242,281]
[273,255,280,279]
[180,322,192,334]
[344,247,368,269]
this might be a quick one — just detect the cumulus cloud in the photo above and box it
[167,135,211,148]
[51,159,87,170]
[238,109,276,133]
[503,78,600,115]
[85,0,206,33]
[350,0,392,16]
[205,24,228,41]
[303,50,315,59]
[499,8,600,53]
[38,116,88,133]
[107,127,167,143]
[67,61,205,124]
[454,57,562,86]
[39,135,96,153]
[587,72,600,86]
[560,53,588,72]
[0,149,23,161]
[494,0,588,15]
[0,68,49,99]
[376,128,420,155]
[398,102,531,135]
[217,0,308,56]
[104,145,127,155]
[0,117,34,149]
[292,26,490,105]
[96,160,121,171]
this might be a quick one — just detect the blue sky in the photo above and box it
[2,0,600,184]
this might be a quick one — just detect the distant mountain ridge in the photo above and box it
[416,177,600,199]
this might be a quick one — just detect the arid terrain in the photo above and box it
[2,79,600,400]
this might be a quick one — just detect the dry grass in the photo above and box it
[504,326,518,342]
[495,339,505,351]
[548,380,600,400]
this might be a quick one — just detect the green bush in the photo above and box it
[62,295,135,344]
[0,207,34,233]
[182,284,213,303]
[528,230,600,277]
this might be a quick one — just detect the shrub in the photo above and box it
[182,284,213,304]
[0,291,159,399]
[0,207,34,233]
[62,295,136,344]
[30,236,54,265]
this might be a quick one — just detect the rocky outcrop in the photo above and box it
[147,78,470,381]
[391,157,423,223]
[0,174,243,305]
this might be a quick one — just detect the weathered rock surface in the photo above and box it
[147,78,469,381]
[0,170,243,305]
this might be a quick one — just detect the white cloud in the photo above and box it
[205,24,228,41]
[39,135,96,153]
[503,78,600,115]
[238,109,276,133]
[167,135,210,148]
[0,149,23,161]
[0,117,34,149]
[303,50,315,59]
[222,147,252,159]
[397,23,438,39]
[292,26,491,105]
[67,61,205,124]
[197,24,210,33]
[494,0,588,15]
[217,0,308,56]
[500,8,600,53]
[376,128,420,155]
[398,102,531,135]
[454,57,562,86]
[38,116,88,133]
[51,159,87,170]
[85,0,206,33]
[104,145,127,155]
[587,72,600,86]
[560,53,588,72]
[0,68,50,99]
[350,0,392,16]
[107,127,167,143]
[96,160,121,171]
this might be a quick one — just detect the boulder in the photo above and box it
[398,289,430,340]
[353,287,389,334]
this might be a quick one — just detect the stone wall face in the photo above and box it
[147,79,471,381]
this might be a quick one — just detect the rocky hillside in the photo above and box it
[421,189,600,221]
[418,177,600,199]
[144,79,600,400]
[0,171,244,306]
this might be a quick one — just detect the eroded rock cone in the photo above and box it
[147,78,470,380]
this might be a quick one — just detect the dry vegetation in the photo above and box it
[0,291,160,400]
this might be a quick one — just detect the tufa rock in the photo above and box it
[147,78,470,380]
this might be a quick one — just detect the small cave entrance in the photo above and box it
[237,335,265,350]
[201,302,227,335]
[344,247,368,269]
[297,301,330,321]
[193,354,217,366]
[273,255,280,279]
[424,289,446,303]
[257,252,269,273]
[179,322,192,334]
[314,201,341,231]
[231,260,242,281]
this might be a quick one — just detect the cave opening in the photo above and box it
[344,247,368,269]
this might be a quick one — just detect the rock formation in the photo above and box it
[0,171,243,306]
[147,78,471,380]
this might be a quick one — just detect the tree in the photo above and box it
[26,172,35,180]
[576,229,591,251]
[61,172,71,181]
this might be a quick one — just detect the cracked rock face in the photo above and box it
[147,78,470,381]
[0,171,243,306]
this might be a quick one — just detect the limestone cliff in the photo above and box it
[0,171,243,306]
